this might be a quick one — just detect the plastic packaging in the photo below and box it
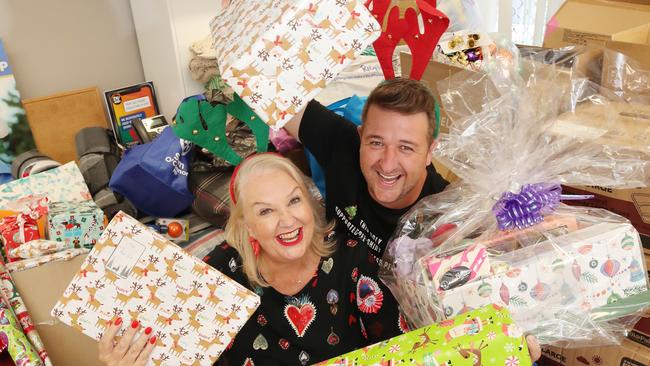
[380,46,650,347]
[438,0,486,33]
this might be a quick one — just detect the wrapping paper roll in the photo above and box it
[0,257,52,365]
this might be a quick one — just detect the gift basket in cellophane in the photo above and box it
[380,46,650,348]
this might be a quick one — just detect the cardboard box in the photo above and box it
[540,338,650,366]
[629,312,650,349]
[543,0,650,51]
[400,52,465,133]
[11,254,105,366]
[561,188,650,243]
[543,0,650,87]
[548,99,650,240]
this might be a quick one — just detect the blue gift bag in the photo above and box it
[109,127,194,217]
[307,95,367,197]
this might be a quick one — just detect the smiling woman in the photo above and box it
[225,153,334,291]
[202,153,406,365]
[97,153,408,366]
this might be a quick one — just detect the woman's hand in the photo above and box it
[526,334,541,362]
[98,318,156,366]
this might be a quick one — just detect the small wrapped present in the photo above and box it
[6,247,88,273]
[0,214,40,262]
[210,0,380,128]
[380,47,650,347]
[0,162,91,206]
[47,201,105,250]
[8,239,68,260]
[0,195,50,240]
[317,304,531,366]
[427,222,647,336]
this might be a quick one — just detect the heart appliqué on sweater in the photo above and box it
[283,298,316,337]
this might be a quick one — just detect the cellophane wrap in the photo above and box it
[380,47,650,348]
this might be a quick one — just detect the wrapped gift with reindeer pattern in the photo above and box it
[52,211,260,366]
[209,0,380,128]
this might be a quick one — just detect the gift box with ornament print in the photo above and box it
[209,0,380,128]
[52,211,260,366]
[47,201,105,250]
[317,303,532,366]
[433,222,649,338]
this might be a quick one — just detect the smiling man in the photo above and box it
[285,78,448,262]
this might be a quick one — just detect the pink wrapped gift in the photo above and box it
[422,243,489,291]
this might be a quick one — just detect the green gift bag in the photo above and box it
[317,303,531,366]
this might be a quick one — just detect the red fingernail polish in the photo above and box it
[144,327,152,335]
[114,317,122,326]
[149,336,157,344]
[131,320,139,329]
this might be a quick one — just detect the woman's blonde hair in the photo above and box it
[225,153,335,288]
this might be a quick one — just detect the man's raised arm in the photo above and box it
[283,105,307,142]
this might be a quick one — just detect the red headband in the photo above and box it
[228,152,283,205]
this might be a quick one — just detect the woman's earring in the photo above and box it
[248,237,261,257]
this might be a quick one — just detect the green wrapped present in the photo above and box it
[317,303,531,366]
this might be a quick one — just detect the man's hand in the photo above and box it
[98,318,156,366]
[526,334,542,362]
[283,105,307,142]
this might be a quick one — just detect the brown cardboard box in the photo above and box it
[540,338,650,366]
[11,255,104,366]
[543,0,650,89]
[550,101,650,240]
[543,0,650,50]
[400,51,465,135]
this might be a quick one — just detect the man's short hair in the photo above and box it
[361,78,439,144]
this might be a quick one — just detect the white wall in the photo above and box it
[130,0,220,119]
[475,0,566,45]
[0,0,145,100]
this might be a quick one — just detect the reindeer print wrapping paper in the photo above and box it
[209,0,380,128]
[0,162,91,206]
[51,211,261,366]
[435,222,649,335]
[317,303,532,366]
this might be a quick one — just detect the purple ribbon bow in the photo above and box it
[493,183,593,231]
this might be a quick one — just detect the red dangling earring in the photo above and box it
[248,237,261,257]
